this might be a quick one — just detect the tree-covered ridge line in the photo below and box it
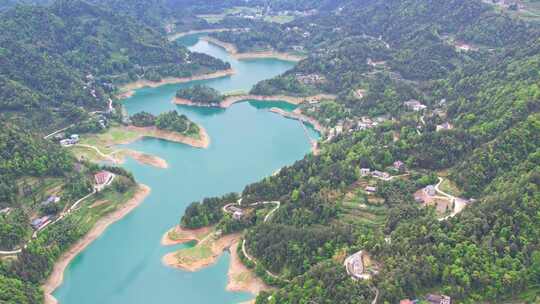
[0,119,144,303]
[207,0,539,122]
[0,0,231,132]
[175,1,540,300]
[175,84,224,106]
[130,110,201,138]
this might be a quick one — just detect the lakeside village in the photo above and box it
[302,96,453,142]
[40,69,459,303]
[0,171,116,242]
[220,149,469,304]
[53,73,115,147]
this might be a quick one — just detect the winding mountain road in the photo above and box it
[74,144,119,164]
[0,176,114,256]
[435,177,468,221]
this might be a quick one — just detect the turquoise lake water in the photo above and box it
[53,35,318,304]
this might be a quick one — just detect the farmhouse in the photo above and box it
[94,171,114,191]
[31,215,51,230]
[365,186,377,194]
[426,294,452,304]
[404,99,427,111]
[436,122,453,131]
[41,195,60,206]
[360,168,371,176]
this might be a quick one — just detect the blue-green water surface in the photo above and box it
[53,35,317,304]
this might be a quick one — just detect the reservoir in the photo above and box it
[53,35,318,304]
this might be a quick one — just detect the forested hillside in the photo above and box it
[175,1,540,303]
[1,0,540,303]
[0,0,230,132]
[0,121,142,303]
[210,0,537,118]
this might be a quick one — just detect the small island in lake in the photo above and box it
[131,110,201,139]
[175,84,224,107]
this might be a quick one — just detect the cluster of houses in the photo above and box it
[414,185,437,204]
[295,73,326,85]
[400,294,452,304]
[225,204,244,220]
[361,161,405,178]
[228,7,316,21]
[489,0,523,10]
[326,116,387,141]
[59,134,80,146]
[404,99,427,112]
[27,171,115,233]
[361,161,406,194]
[84,74,100,100]
[366,58,386,67]
[284,26,312,39]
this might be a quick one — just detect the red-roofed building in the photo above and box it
[393,160,406,172]
[400,300,415,304]
[94,171,113,191]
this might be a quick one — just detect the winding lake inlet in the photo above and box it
[52,34,319,304]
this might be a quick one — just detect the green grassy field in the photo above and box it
[338,186,388,228]
[174,242,213,264]
[68,181,139,232]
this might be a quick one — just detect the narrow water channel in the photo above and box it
[53,35,318,304]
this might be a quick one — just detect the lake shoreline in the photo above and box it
[162,233,240,272]
[117,69,235,99]
[201,36,305,62]
[161,227,269,295]
[173,94,331,135]
[226,241,271,295]
[168,28,244,41]
[161,225,213,246]
[124,125,210,149]
[121,149,169,169]
[43,184,151,304]
[173,93,335,109]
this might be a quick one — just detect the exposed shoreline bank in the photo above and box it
[71,125,209,169]
[161,225,212,246]
[117,69,235,99]
[43,184,151,304]
[174,94,333,135]
[174,93,335,109]
[124,125,210,149]
[226,241,271,295]
[201,36,305,62]
[269,107,326,134]
[168,28,243,41]
[121,149,169,169]
[162,232,240,272]
[161,226,269,295]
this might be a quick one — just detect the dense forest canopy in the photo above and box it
[175,84,224,105]
[2,0,540,303]
[175,1,540,303]
[0,0,230,132]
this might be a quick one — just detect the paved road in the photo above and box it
[74,144,119,164]
[435,177,468,221]
[43,125,73,140]
[0,176,114,256]
[237,200,286,280]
